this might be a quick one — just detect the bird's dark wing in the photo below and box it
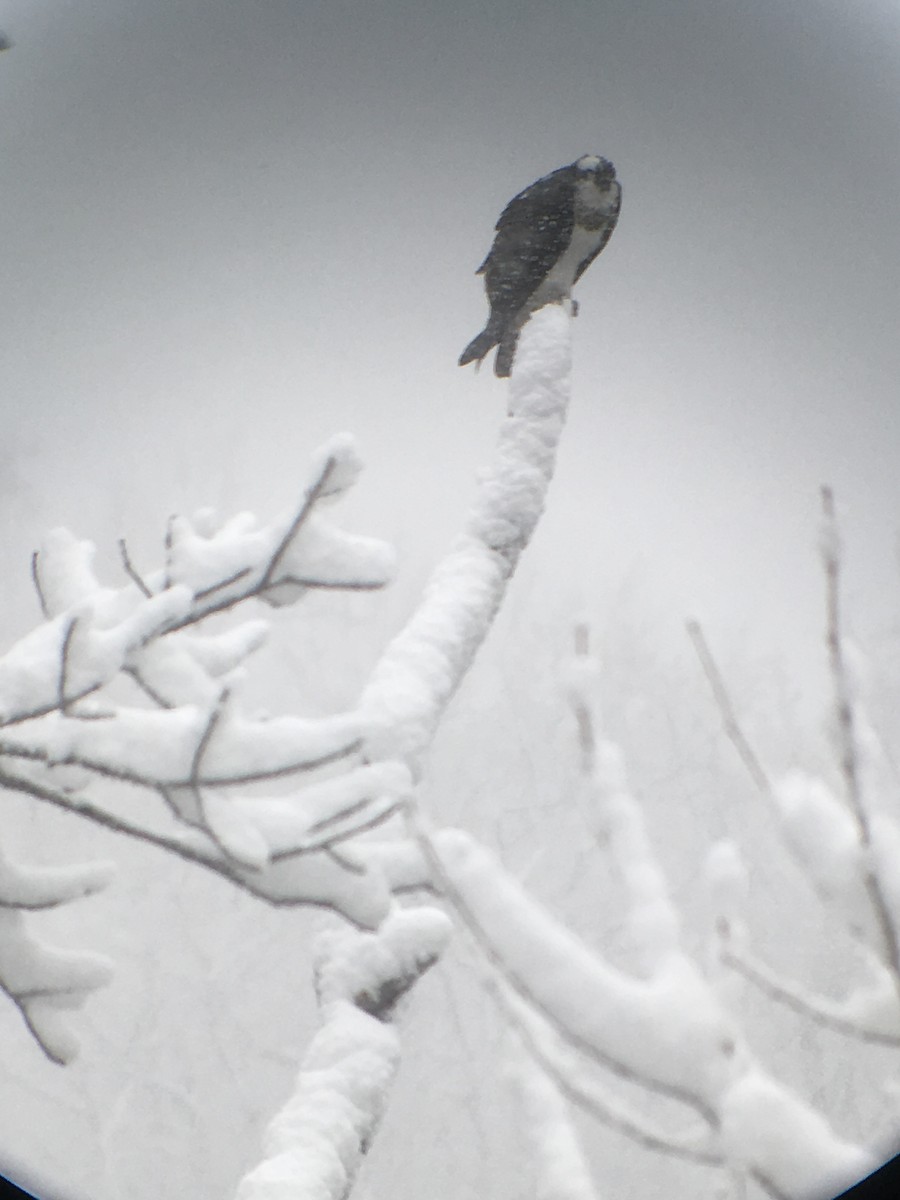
[478,165,578,320]
[573,180,622,284]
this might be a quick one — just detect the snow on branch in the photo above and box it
[505,1030,602,1200]
[0,843,114,1063]
[235,907,451,1200]
[819,486,900,980]
[690,491,900,1037]
[360,305,574,768]
[0,436,409,1058]
[414,628,877,1199]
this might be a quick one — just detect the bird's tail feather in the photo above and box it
[493,331,519,378]
[458,328,499,369]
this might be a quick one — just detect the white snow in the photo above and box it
[0,584,191,723]
[431,828,743,1106]
[217,761,412,862]
[0,844,114,908]
[505,1034,600,1200]
[235,1001,400,1200]
[1,703,368,786]
[0,906,113,1064]
[361,306,573,766]
[868,812,900,935]
[236,909,451,1199]
[719,1068,876,1199]
[774,770,870,931]
[703,839,748,932]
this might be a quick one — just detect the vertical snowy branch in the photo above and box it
[412,628,876,1200]
[505,1032,601,1200]
[360,305,573,768]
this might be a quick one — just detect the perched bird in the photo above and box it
[459,154,621,377]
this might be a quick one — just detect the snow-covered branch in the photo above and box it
[0,436,411,1059]
[690,493,900,1047]
[820,486,900,983]
[505,1030,602,1200]
[413,628,878,1200]
[235,907,451,1200]
[360,305,574,769]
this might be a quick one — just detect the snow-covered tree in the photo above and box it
[1,305,895,1199]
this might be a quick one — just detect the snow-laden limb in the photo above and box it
[818,492,900,981]
[562,638,878,1197]
[565,638,680,973]
[691,600,900,1040]
[505,1031,601,1200]
[719,1070,877,1200]
[720,944,900,1047]
[427,825,735,1116]
[235,908,451,1200]
[3,436,393,728]
[498,984,721,1166]
[0,845,114,1064]
[420,632,878,1198]
[0,436,406,1059]
[360,305,573,768]
[1,705,369,788]
[427,826,874,1196]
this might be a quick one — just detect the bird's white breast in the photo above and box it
[529,177,617,306]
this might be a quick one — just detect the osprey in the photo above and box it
[459,154,621,378]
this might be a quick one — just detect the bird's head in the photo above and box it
[575,154,616,182]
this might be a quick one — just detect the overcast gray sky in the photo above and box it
[2,4,900,1197]
[2,0,899,694]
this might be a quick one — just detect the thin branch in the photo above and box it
[118,539,153,598]
[272,798,404,861]
[571,623,596,776]
[30,551,48,618]
[190,689,230,787]
[259,454,338,591]
[721,944,900,1048]
[57,617,78,716]
[124,666,175,710]
[324,845,367,875]
[0,767,372,922]
[686,620,771,796]
[748,1168,792,1200]
[1,979,69,1065]
[0,732,364,791]
[193,567,252,603]
[498,982,723,1165]
[409,812,718,1126]
[821,486,900,985]
[163,515,174,591]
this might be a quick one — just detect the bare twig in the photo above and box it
[190,688,230,787]
[259,454,338,592]
[193,567,252,603]
[0,767,373,922]
[686,620,771,796]
[163,515,174,591]
[571,623,596,776]
[124,666,175,710]
[497,983,723,1165]
[118,539,153,598]
[821,487,900,985]
[721,943,900,1048]
[57,617,78,716]
[0,733,364,790]
[30,551,48,618]
[273,798,404,860]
